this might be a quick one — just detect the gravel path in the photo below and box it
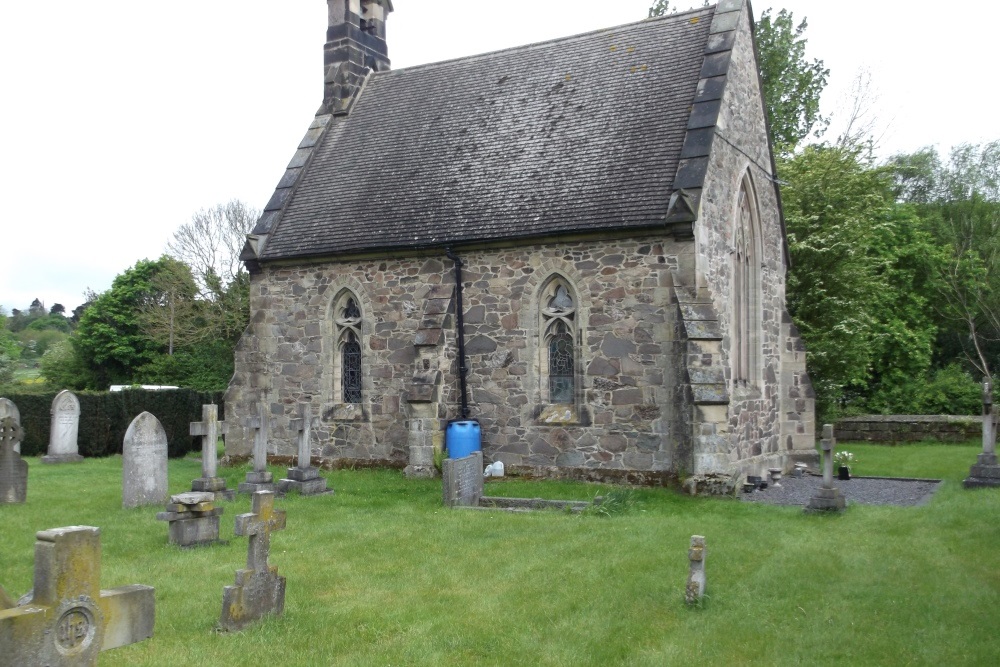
[739,474,942,507]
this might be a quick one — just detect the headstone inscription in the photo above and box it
[442,450,484,508]
[43,390,84,464]
[220,491,287,631]
[277,404,331,496]
[685,535,707,605]
[0,526,155,666]
[964,376,1000,488]
[238,407,276,494]
[122,412,169,509]
[0,417,28,504]
[0,397,21,454]
[805,424,846,512]
[156,492,224,546]
[190,404,234,500]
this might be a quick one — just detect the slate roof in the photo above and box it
[257,6,718,261]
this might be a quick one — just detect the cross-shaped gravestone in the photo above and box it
[0,526,154,665]
[190,404,234,499]
[238,407,275,494]
[0,397,22,454]
[0,416,28,504]
[277,404,331,496]
[964,376,1000,488]
[805,424,846,512]
[220,491,287,631]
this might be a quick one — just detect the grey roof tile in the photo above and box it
[260,7,715,261]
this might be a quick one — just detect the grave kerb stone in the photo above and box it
[0,417,28,504]
[442,451,484,508]
[43,390,84,464]
[0,526,154,665]
[122,412,169,509]
[220,491,287,631]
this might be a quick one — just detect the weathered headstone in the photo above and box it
[156,492,224,546]
[220,491,286,631]
[0,417,28,504]
[277,404,331,496]
[805,424,846,512]
[964,376,1000,488]
[43,390,84,464]
[0,526,155,665]
[0,397,21,454]
[442,450,484,507]
[238,407,276,494]
[122,412,169,509]
[190,404,234,500]
[685,535,707,605]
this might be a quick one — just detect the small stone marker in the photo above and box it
[805,424,846,512]
[0,526,154,665]
[685,535,707,605]
[0,397,21,454]
[964,376,1000,488]
[122,412,169,509]
[277,404,331,496]
[190,404,235,500]
[443,450,484,507]
[43,390,84,464]
[156,492,224,546]
[1,417,28,504]
[238,406,276,494]
[220,491,287,631]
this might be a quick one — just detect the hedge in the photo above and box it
[0,388,224,458]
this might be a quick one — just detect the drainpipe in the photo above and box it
[445,248,470,420]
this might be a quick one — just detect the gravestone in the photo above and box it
[220,491,287,631]
[190,404,234,500]
[685,535,707,605]
[238,407,275,495]
[0,397,21,454]
[1,417,28,504]
[805,424,847,512]
[0,526,154,665]
[277,404,331,496]
[964,377,1000,488]
[122,412,169,509]
[442,450,484,508]
[156,492,224,546]
[43,390,84,464]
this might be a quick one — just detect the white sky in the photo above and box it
[1,0,997,313]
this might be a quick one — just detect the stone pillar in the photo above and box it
[685,535,707,605]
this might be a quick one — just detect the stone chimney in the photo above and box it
[322,0,393,114]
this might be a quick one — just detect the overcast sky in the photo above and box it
[2,0,997,313]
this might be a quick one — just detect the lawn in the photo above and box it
[1,443,998,665]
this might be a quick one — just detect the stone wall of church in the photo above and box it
[692,3,791,474]
[226,234,693,477]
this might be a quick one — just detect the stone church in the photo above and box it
[226,0,816,482]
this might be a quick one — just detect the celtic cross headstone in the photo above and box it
[0,397,21,454]
[0,416,28,503]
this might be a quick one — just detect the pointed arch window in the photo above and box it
[334,293,363,404]
[733,175,761,386]
[541,279,578,404]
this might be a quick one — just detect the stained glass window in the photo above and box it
[342,332,362,404]
[549,322,575,403]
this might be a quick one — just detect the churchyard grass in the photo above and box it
[1,445,998,665]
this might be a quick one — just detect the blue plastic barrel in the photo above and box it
[446,420,481,459]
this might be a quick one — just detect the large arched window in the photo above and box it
[733,173,762,386]
[333,290,363,404]
[541,277,577,404]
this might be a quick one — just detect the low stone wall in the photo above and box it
[834,415,981,444]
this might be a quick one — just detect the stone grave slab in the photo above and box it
[277,404,331,496]
[238,408,276,495]
[0,526,154,666]
[43,390,84,464]
[0,397,21,454]
[122,412,169,509]
[220,491,286,631]
[685,535,707,605]
[156,492,224,546]
[190,404,235,500]
[0,417,28,504]
[805,424,846,512]
[442,451,484,507]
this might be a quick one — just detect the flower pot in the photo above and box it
[838,466,851,480]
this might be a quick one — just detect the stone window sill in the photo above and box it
[536,404,581,426]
